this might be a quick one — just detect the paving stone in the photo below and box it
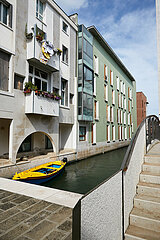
[43,230,66,240]
[0,191,14,200]
[24,210,52,228]
[63,233,72,240]
[0,202,16,211]
[58,220,72,232]
[11,195,30,204]
[47,207,72,224]
[0,207,20,222]
[45,203,62,212]
[0,193,21,203]
[0,223,29,240]
[23,201,51,215]
[17,198,39,210]
[25,220,56,240]
[0,212,30,231]
[15,236,31,240]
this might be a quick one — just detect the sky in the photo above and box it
[55,0,158,116]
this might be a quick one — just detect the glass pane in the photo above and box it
[42,81,47,91]
[65,81,68,106]
[36,0,38,12]
[83,93,93,117]
[61,92,64,105]
[35,78,41,90]
[35,68,40,77]
[84,66,93,93]
[29,65,33,74]
[39,1,43,15]
[3,5,7,25]
[28,76,32,83]
[40,71,48,79]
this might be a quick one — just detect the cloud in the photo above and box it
[54,0,88,14]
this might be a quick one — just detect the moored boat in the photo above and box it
[12,158,67,184]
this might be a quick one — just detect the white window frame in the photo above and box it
[61,79,69,107]
[93,123,96,144]
[125,127,127,140]
[107,125,110,142]
[29,65,48,91]
[112,90,115,105]
[0,1,12,28]
[110,70,113,86]
[107,105,110,122]
[62,21,68,34]
[95,100,99,120]
[62,45,68,64]
[128,113,130,125]
[94,55,99,75]
[124,112,126,125]
[36,0,44,22]
[124,98,126,110]
[116,76,119,91]
[104,84,108,102]
[105,64,108,82]
[112,126,115,141]
[93,76,96,96]
[123,83,125,95]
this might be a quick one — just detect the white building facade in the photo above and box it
[0,0,78,163]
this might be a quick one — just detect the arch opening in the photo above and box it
[16,131,55,162]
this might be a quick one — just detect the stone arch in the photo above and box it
[15,130,56,160]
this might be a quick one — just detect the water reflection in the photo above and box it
[42,147,127,194]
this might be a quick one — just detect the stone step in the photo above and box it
[137,182,160,198]
[134,194,160,213]
[142,162,160,174]
[140,171,160,185]
[144,155,160,164]
[130,207,160,232]
[125,225,160,240]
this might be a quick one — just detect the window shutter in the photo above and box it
[104,64,106,81]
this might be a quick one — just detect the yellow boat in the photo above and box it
[12,158,67,184]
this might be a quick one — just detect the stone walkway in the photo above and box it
[0,189,72,240]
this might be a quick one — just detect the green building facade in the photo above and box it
[78,25,137,148]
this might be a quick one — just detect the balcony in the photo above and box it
[27,30,60,72]
[25,91,59,117]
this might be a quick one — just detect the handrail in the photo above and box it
[121,115,159,172]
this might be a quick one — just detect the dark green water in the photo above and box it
[42,147,127,194]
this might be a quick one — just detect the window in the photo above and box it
[62,45,68,64]
[112,126,115,141]
[0,1,12,28]
[125,127,127,140]
[116,77,119,91]
[110,70,113,86]
[79,126,86,141]
[124,98,126,110]
[14,74,24,90]
[110,106,114,123]
[112,90,115,105]
[106,105,110,122]
[18,135,32,153]
[120,81,123,93]
[104,84,108,101]
[94,55,98,75]
[0,50,10,91]
[121,95,123,109]
[61,78,68,107]
[124,112,126,125]
[94,100,99,120]
[36,0,43,21]
[106,125,110,142]
[123,83,125,95]
[45,136,52,149]
[29,65,48,91]
[62,21,68,34]
[93,76,96,96]
[92,123,96,144]
[104,64,108,81]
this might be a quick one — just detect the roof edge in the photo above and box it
[87,25,136,82]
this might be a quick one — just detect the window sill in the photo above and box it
[36,17,47,26]
[0,21,13,31]
[0,90,14,97]
[60,105,70,110]
[61,61,69,66]
[62,29,69,36]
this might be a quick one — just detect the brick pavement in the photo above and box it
[0,190,72,240]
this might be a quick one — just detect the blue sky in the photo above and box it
[55,0,158,116]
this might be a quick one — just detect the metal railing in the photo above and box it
[121,115,160,172]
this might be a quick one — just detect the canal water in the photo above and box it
[42,146,127,194]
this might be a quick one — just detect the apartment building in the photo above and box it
[0,0,78,163]
[136,92,147,126]
[77,25,137,152]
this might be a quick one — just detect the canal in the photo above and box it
[42,146,127,194]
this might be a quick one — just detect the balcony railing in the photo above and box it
[25,91,59,117]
